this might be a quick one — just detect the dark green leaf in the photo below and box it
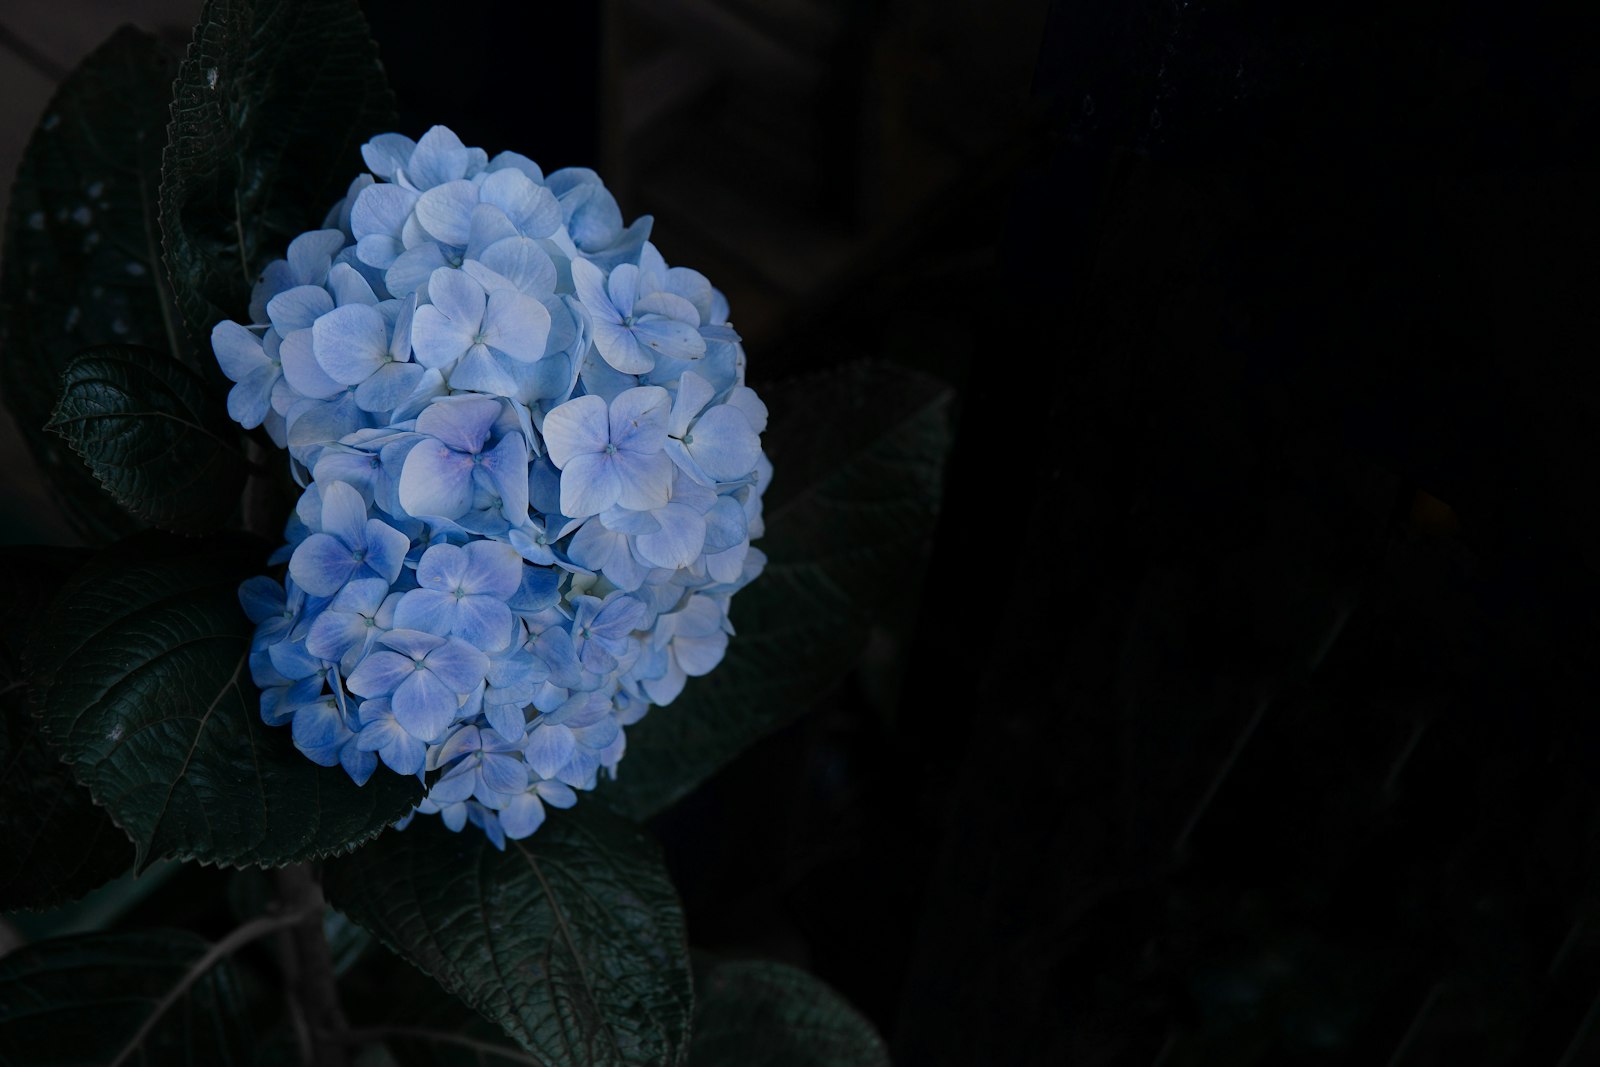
[0,546,133,909]
[0,928,253,1066]
[341,943,543,1067]
[606,362,954,819]
[0,28,184,540]
[29,532,421,870]
[47,344,248,533]
[160,0,397,346]
[324,806,693,1067]
[689,959,889,1067]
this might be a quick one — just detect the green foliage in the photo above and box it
[47,344,248,533]
[606,362,954,819]
[0,546,133,910]
[324,806,694,1067]
[160,0,398,347]
[690,959,890,1067]
[0,929,253,1066]
[28,533,420,870]
[0,28,183,539]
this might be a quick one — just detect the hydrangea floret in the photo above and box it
[213,127,770,847]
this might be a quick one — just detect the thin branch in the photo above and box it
[335,1025,548,1066]
[276,864,350,1067]
[108,903,316,1067]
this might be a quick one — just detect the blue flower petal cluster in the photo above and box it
[215,127,769,845]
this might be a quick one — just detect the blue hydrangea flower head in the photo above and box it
[212,126,769,845]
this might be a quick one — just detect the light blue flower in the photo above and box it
[411,267,550,396]
[664,371,762,486]
[219,124,771,840]
[542,386,673,517]
[571,257,704,374]
[429,724,526,808]
[397,395,529,523]
[346,628,490,743]
[393,540,522,652]
[288,480,410,597]
[352,697,427,776]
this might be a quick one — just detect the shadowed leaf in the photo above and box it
[29,532,421,869]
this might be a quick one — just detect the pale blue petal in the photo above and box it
[289,532,357,596]
[356,233,403,269]
[314,303,388,385]
[393,587,457,635]
[279,330,344,400]
[542,394,610,468]
[363,518,412,584]
[405,126,470,190]
[569,257,619,323]
[634,502,706,569]
[478,432,530,523]
[631,315,706,361]
[478,237,557,297]
[399,442,475,518]
[355,361,425,412]
[268,286,335,335]
[212,320,267,382]
[667,371,714,437]
[228,364,277,429]
[686,404,761,481]
[447,345,519,397]
[347,649,412,697]
[481,289,550,362]
[609,386,671,453]
[485,701,528,744]
[292,701,348,766]
[462,540,523,598]
[319,479,368,544]
[479,751,528,798]
[351,183,419,240]
[410,304,474,370]
[425,638,490,693]
[560,452,622,517]
[361,133,416,181]
[415,394,500,453]
[393,669,456,742]
[415,542,468,590]
[499,792,545,838]
[610,450,673,512]
[526,724,576,779]
[414,180,478,246]
[592,319,655,374]
[385,244,447,299]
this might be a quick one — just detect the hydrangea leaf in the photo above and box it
[689,959,890,1067]
[323,806,693,1067]
[340,942,549,1067]
[160,0,397,347]
[0,28,183,541]
[0,929,252,1066]
[0,546,134,910]
[47,344,248,533]
[29,532,422,870]
[605,362,954,819]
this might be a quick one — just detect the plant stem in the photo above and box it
[109,904,312,1067]
[275,863,350,1067]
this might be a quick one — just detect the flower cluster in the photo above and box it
[215,127,769,846]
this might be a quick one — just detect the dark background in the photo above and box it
[6,1,1600,1064]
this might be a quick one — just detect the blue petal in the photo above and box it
[346,649,412,698]
[392,669,457,742]
[526,724,576,779]
[542,394,610,468]
[414,180,478,246]
[289,532,357,597]
[608,386,671,454]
